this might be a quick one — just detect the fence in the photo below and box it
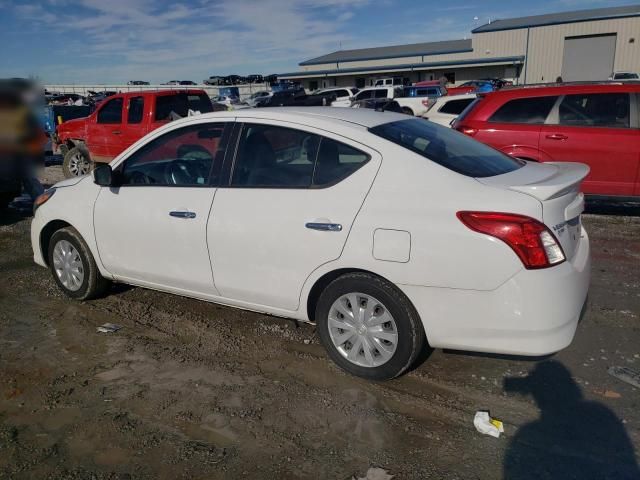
[43,83,272,101]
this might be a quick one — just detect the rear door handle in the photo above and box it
[169,211,196,219]
[305,222,342,232]
[112,130,121,135]
[545,133,568,140]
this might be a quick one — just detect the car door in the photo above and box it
[88,96,124,162]
[94,121,232,295]
[539,92,639,196]
[119,95,147,155]
[207,121,380,311]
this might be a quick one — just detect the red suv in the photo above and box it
[453,83,640,198]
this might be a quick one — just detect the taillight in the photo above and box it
[457,211,565,269]
[421,98,436,110]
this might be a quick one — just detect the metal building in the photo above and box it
[278,4,640,89]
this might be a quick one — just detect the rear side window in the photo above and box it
[313,138,369,187]
[489,96,558,124]
[439,98,474,115]
[558,93,630,128]
[355,90,373,101]
[155,93,213,121]
[97,98,123,124]
[370,118,524,178]
[231,124,320,187]
[374,89,389,99]
[127,96,144,124]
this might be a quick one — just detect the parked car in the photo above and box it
[351,98,403,113]
[245,90,272,107]
[179,81,198,86]
[127,81,150,86]
[32,107,591,380]
[55,89,213,178]
[447,80,496,96]
[452,83,640,198]
[424,94,477,126]
[351,86,431,116]
[163,81,180,85]
[258,89,336,107]
[609,71,639,81]
[480,78,512,89]
[374,77,407,87]
[312,87,358,107]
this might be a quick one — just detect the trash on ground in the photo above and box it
[352,467,394,480]
[592,388,622,399]
[608,366,640,389]
[474,411,504,438]
[96,323,122,334]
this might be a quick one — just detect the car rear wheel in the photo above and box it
[48,227,110,300]
[63,147,93,178]
[316,272,427,380]
[401,107,414,116]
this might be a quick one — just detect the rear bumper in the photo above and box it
[399,226,590,356]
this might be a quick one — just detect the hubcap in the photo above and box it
[52,240,84,291]
[68,152,91,176]
[328,293,398,368]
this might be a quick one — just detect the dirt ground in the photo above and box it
[0,167,639,479]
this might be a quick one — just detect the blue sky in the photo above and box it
[0,0,636,84]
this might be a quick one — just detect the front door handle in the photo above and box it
[545,133,568,140]
[112,130,121,135]
[170,211,196,219]
[305,222,342,232]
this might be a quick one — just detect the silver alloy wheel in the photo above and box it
[52,240,84,292]
[328,292,398,368]
[68,151,91,176]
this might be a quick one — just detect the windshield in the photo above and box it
[369,118,524,178]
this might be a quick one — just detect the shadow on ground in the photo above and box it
[503,361,640,479]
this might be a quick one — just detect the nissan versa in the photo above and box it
[31,108,591,380]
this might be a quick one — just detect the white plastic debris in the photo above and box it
[96,323,122,334]
[474,411,504,438]
[352,467,394,480]
[608,366,640,389]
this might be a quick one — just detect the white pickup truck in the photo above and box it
[350,86,437,117]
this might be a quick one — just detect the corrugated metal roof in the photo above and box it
[473,4,640,33]
[280,56,525,79]
[299,39,472,66]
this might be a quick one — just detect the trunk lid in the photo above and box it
[477,161,589,260]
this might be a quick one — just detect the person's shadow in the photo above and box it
[504,361,640,480]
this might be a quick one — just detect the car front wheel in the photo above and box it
[48,227,110,300]
[316,272,427,380]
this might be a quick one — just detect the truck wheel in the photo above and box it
[402,107,414,116]
[63,147,93,178]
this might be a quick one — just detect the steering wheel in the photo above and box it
[165,159,197,185]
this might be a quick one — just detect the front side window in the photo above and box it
[355,90,373,101]
[370,118,524,178]
[489,96,558,124]
[97,98,123,124]
[374,89,389,99]
[127,96,144,124]
[558,93,630,128]
[439,98,475,115]
[231,124,320,187]
[119,123,227,186]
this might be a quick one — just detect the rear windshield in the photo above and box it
[155,93,212,121]
[369,118,524,178]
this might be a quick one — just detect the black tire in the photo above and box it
[401,107,414,116]
[48,227,110,300]
[316,272,427,381]
[63,147,93,178]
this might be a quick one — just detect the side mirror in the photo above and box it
[93,164,113,186]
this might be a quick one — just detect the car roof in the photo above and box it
[191,106,409,128]
[492,82,640,97]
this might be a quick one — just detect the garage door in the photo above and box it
[561,34,616,81]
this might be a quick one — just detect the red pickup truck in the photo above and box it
[55,89,213,177]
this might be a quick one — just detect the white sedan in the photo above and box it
[31,108,590,380]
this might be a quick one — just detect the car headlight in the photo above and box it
[33,188,56,213]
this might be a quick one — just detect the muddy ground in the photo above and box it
[0,167,639,479]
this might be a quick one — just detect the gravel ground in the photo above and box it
[0,167,639,479]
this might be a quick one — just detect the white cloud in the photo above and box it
[11,0,374,83]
